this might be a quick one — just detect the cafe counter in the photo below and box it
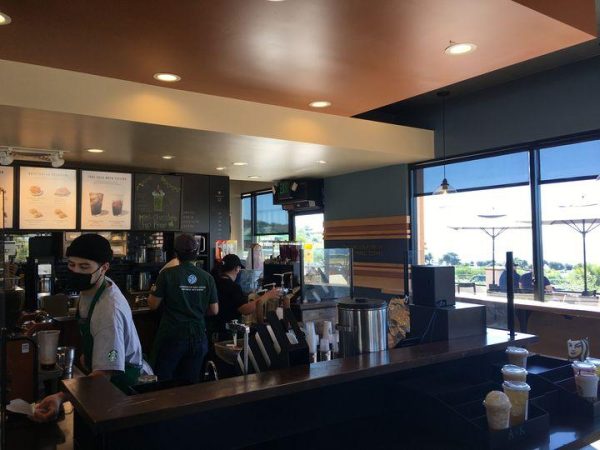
[62,328,553,450]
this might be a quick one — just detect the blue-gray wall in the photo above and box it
[389,55,600,158]
[324,164,409,221]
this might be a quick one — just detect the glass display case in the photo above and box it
[301,248,352,303]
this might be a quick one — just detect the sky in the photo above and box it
[421,179,600,266]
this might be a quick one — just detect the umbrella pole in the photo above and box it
[492,233,496,286]
[582,224,589,296]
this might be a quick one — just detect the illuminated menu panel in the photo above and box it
[19,166,77,229]
[81,170,132,230]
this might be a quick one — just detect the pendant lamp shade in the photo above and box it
[433,91,456,196]
[433,177,457,195]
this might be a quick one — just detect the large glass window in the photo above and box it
[412,138,600,309]
[539,139,600,300]
[241,191,290,260]
[417,183,532,298]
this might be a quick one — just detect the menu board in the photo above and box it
[81,170,132,230]
[133,174,181,231]
[0,167,14,228]
[19,167,77,229]
[180,174,210,232]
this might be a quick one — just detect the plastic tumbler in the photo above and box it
[502,381,531,426]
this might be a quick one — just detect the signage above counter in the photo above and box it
[81,170,132,230]
[19,166,77,230]
[133,173,181,231]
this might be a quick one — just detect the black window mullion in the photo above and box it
[529,149,544,302]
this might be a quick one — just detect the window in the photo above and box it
[241,191,290,260]
[539,139,600,299]
[411,137,600,309]
[294,213,325,264]
[415,151,532,305]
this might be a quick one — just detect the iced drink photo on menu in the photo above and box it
[112,193,124,216]
[89,192,104,215]
[152,185,165,212]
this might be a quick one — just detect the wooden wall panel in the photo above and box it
[324,216,410,294]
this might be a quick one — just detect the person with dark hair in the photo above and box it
[212,254,280,341]
[148,234,218,383]
[33,233,148,422]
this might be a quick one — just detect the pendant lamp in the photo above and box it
[433,91,457,195]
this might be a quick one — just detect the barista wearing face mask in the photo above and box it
[33,234,149,422]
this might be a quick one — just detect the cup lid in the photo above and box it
[585,358,600,367]
[502,381,531,391]
[501,364,527,374]
[483,390,511,407]
[505,346,528,355]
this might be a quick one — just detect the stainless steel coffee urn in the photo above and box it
[337,298,388,357]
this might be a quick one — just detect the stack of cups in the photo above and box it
[502,381,531,426]
[322,321,333,341]
[505,346,529,368]
[573,361,599,401]
[304,322,318,363]
[319,338,331,361]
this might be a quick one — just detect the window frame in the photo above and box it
[409,130,600,303]
[241,189,291,249]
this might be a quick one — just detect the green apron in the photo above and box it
[78,280,141,393]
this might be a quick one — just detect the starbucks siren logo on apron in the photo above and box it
[108,349,118,362]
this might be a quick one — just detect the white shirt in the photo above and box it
[78,277,145,373]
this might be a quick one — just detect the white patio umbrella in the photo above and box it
[541,195,600,296]
[448,210,530,286]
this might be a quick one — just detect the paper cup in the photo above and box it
[575,374,599,401]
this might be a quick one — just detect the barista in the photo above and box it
[148,234,218,383]
[212,254,280,340]
[33,234,149,422]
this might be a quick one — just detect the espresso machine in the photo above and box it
[23,236,60,309]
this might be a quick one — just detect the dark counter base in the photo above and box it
[63,329,541,449]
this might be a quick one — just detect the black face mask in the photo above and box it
[66,266,103,292]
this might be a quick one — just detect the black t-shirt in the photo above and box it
[213,276,247,336]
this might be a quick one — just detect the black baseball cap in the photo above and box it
[174,234,198,254]
[222,254,245,270]
[66,233,113,264]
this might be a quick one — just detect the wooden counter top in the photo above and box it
[62,328,536,434]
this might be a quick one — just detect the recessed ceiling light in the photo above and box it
[309,101,332,108]
[153,73,181,82]
[162,155,174,160]
[444,42,477,56]
[317,160,327,164]
[0,12,12,25]
[86,148,104,153]
[248,176,260,179]
[233,162,248,166]
[216,167,226,171]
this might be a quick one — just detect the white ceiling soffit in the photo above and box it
[0,60,433,180]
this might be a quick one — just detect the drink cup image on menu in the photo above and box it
[152,185,165,212]
[112,193,124,216]
[89,192,104,216]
